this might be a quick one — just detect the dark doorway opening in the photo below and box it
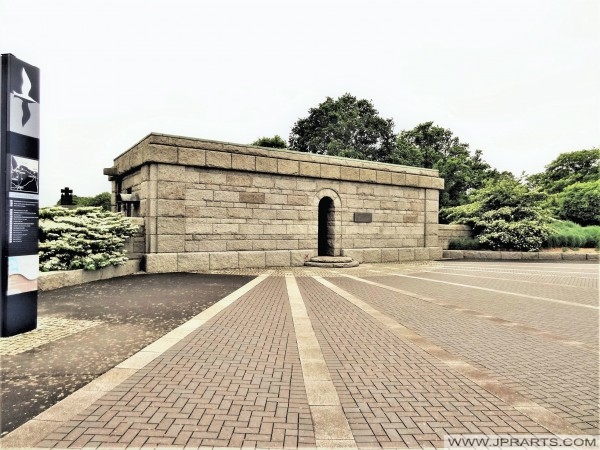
[318,197,335,256]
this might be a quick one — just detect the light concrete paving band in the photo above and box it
[285,274,357,449]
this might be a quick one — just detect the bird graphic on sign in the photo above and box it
[12,67,37,126]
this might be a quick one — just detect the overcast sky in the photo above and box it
[1,0,598,206]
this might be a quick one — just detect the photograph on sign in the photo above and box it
[7,255,39,295]
[9,155,39,193]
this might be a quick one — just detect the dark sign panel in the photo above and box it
[1,54,40,336]
[353,212,373,223]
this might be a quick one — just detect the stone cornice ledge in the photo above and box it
[110,133,445,190]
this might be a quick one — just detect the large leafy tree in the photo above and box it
[394,122,500,209]
[528,148,599,194]
[289,94,396,161]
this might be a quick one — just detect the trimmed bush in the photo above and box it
[557,180,600,226]
[39,207,138,271]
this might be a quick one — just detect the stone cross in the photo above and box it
[60,187,73,205]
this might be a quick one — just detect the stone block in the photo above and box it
[157,235,185,253]
[376,171,392,184]
[359,169,377,183]
[277,239,299,250]
[210,252,239,270]
[442,250,464,259]
[390,172,406,186]
[266,250,291,267]
[197,240,227,252]
[278,159,299,175]
[538,252,562,260]
[200,172,227,185]
[213,223,239,235]
[157,164,185,181]
[214,191,239,202]
[226,173,252,187]
[340,166,360,181]
[157,181,185,200]
[178,147,206,166]
[398,248,415,261]
[232,154,255,171]
[256,156,277,173]
[227,207,253,218]
[405,174,419,186]
[287,195,307,206]
[381,248,399,262]
[239,224,263,234]
[299,162,320,177]
[586,253,599,260]
[463,251,498,259]
[240,192,265,203]
[206,151,232,169]
[157,218,185,234]
[145,253,178,273]
[521,252,539,260]
[321,164,340,180]
[341,249,364,263]
[291,250,313,266]
[178,252,210,272]
[264,224,287,235]
[562,253,587,261]
[362,248,381,263]
[500,252,522,260]
[157,199,185,217]
[227,240,253,251]
[414,248,430,260]
[147,144,178,164]
[239,251,266,268]
[186,188,213,201]
[429,247,443,260]
[185,219,212,234]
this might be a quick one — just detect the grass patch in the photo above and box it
[543,220,600,249]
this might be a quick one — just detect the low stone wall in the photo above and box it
[144,246,444,272]
[443,250,599,261]
[438,224,473,249]
[39,260,142,291]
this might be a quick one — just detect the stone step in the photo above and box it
[308,256,353,263]
[304,260,360,268]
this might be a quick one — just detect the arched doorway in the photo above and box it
[318,197,335,256]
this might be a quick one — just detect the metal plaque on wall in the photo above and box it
[1,54,40,337]
[353,212,372,223]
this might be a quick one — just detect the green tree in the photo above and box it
[289,93,396,161]
[528,148,599,194]
[252,135,288,148]
[441,176,549,251]
[394,122,500,209]
[557,180,600,226]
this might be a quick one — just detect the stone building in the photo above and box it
[104,133,444,272]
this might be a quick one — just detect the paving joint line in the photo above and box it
[343,273,596,353]
[0,271,273,450]
[284,273,357,449]
[383,272,599,309]
[313,275,584,436]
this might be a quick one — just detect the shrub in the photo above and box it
[448,237,481,250]
[543,220,600,249]
[39,207,138,272]
[557,180,600,226]
[441,177,550,251]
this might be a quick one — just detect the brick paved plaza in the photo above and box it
[1,260,598,449]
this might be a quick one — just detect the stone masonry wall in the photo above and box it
[109,133,445,272]
[438,224,473,249]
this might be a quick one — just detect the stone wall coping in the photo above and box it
[439,224,473,231]
[39,260,142,291]
[110,133,444,190]
[442,250,599,261]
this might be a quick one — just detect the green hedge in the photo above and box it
[543,220,600,249]
[39,207,138,271]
